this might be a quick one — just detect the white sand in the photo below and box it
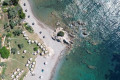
[19,0,66,80]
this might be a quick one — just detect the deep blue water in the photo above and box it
[29,0,120,80]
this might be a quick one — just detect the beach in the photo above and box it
[19,0,66,80]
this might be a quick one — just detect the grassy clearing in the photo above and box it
[3,33,42,80]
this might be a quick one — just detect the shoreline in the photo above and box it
[19,0,67,80]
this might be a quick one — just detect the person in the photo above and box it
[43,36,45,38]
[24,3,26,6]
[28,15,30,18]
[25,9,27,12]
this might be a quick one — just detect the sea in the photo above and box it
[29,0,120,80]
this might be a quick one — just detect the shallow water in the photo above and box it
[29,0,120,80]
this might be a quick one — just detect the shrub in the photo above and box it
[33,47,38,51]
[7,7,17,19]
[0,47,10,59]
[9,20,17,29]
[11,48,17,54]
[4,23,9,29]
[6,33,12,37]
[10,0,19,6]
[2,0,9,6]
[24,24,34,33]
[18,9,25,19]
[18,44,23,49]
[0,37,1,48]
[13,29,22,36]
[57,31,64,37]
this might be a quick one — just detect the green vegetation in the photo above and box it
[18,8,25,19]
[11,48,17,54]
[0,37,1,48]
[0,47,10,59]
[10,0,19,6]
[24,23,34,33]
[34,47,38,51]
[6,32,12,37]
[57,31,64,37]
[18,43,24,49]
[13,29,22,36]
[2,0,9,6]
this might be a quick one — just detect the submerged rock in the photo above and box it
[87,65,96,69]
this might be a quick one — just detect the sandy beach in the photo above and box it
[19,0,66,80]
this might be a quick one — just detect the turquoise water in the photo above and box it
[29,0,120,80]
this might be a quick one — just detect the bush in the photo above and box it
[2,0,9,6]
[6,33,12,37]
[9,20,17,29]
[0,47,10,59]
[10,0,19,6]
[33,47,38,51]
[11,48,17,54]
[18,9,25,19]
[7,7,17,19]
[24,24,34,33]
[13,29,22,36]
[57,31,64,37]
[18,44,23,49]
[4,23,9,29]
[0,37,1,48]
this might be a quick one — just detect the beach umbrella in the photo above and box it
[25,37,29,40]
[30,68,33,71]
[29,58,33,61]
[13,71,17,75]
[16,68,20,72]
[32,65,34,68]
[31,40,34,44]
[23,50,27,53]
[32,62,36,65]
[27,60,31,64]
[35,40,38,44]
[11,75,14,78]
[25,64,29,67]
[21,70,24,73]
[16,75,19,78]
[37,43,41,46]
[37,49,40,53]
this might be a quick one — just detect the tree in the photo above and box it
[9,20,17,29]
[2,0,9,6]
[0,47,10,59]
[13,29,22,36]
[18,9,25,19]
[10,0,19,6]
[6,33,12,37]
[11,48,17,54]
[4,23,9,29]
[0,37,1,48]
[34,47,38,51]
[7,7,17,19]
[18,44,24,49]
[57,31,64,37]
